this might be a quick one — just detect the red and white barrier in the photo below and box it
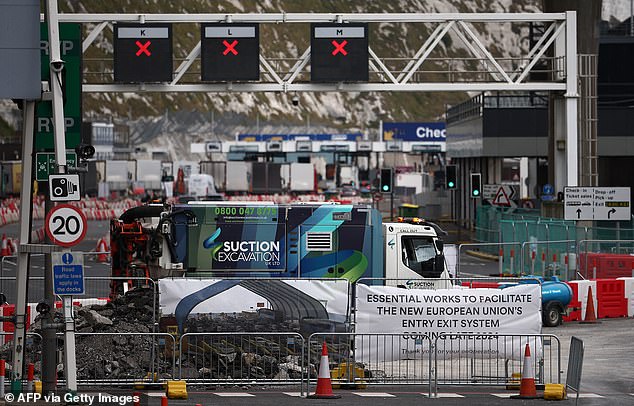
[617,277,634,317]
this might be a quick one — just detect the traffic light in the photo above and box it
[470,173,482,198]
[446,165,457,189]
[380,168,393,193]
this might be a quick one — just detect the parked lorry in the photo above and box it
[288,162,316,193]
[136,160,162,191]
[187,174,221,200]
[225,161,251,194]
[110,202,569,326]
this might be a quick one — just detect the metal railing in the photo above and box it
[456,242,522,277]
[308,332,434,397]
[178,332,306,394]
[65,332,176,386]
[4,329,563,394]
[433,333,561,389]
[519,239,576,279]
[576,239,634,280]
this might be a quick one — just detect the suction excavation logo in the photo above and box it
[203,229,282,265]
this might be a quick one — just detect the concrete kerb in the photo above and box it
[465,250,499,261]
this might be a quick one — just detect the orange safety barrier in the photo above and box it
[461,281,501,289]
[596,279,628,318]
[579,252,634,279]
[563,282,582,322]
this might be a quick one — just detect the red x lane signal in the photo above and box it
[135,40,151,56]
[331,40,348,56]
[223,39,239,56]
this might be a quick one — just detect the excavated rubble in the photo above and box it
[1,287,342,383]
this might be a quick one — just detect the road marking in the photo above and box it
[352,392,395,397]
[577,393,604,398]
[147,392,166,397]
[433,393,464,398]
[283,392,303,397]
[213,393,256,397]
[491,393,513,398]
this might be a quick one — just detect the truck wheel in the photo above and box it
[543,302,562,327]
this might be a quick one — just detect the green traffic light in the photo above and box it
[382,185,389,191]
[473,190,480,196]
[448,181,455,188]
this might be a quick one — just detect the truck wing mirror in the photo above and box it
[434,254,445,277]
[435,240,444,253]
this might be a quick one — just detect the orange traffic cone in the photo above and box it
[308,342,341,399]
[96,237,109,263]
[0,234,9,257]
[7,238,17,256]
[511,343,539,399]
[580,286,600,324]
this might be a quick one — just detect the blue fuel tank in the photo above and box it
[500,276,573,306]
[540,277,573,306]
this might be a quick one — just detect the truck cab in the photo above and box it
[383,218,452,289]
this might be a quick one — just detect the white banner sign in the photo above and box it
[355,284,542,361]
[159,278,350,323]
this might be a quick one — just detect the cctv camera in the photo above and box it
[50,59,65,73]
[291,95,299,106]
[36,301,51,315]
[75,143,96,160]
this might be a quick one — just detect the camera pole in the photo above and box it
[42,197,57,395]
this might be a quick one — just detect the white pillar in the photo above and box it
[565,11,579,187]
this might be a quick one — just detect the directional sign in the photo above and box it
[36,23,82,151]
[114,23,173,83]
[564,187,631,221]
[564,187,594,220]
[52,251,84,295]
[201,24,259,81]
[35,151,77,181]
[594,187,631,221]
[311,23,369,82]
[45,204,87,247]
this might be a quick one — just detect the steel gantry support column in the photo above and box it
[564,11,579,188]
[11,101,35,387]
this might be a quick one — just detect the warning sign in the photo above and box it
[493,187,512,206]
[484,185,517,207]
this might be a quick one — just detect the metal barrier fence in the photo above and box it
[566,336,584,405]
[65,332,176,386]
[577,239,634,279]
[456,242,522,277]
[519,239,576,279]
[433,334,561,388]
[0,332,42,376]
[178,332,306,394]
[307,332,434,397]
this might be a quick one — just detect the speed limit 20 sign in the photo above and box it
[45,204,87,247]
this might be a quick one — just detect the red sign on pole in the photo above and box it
[45,204,87,248]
